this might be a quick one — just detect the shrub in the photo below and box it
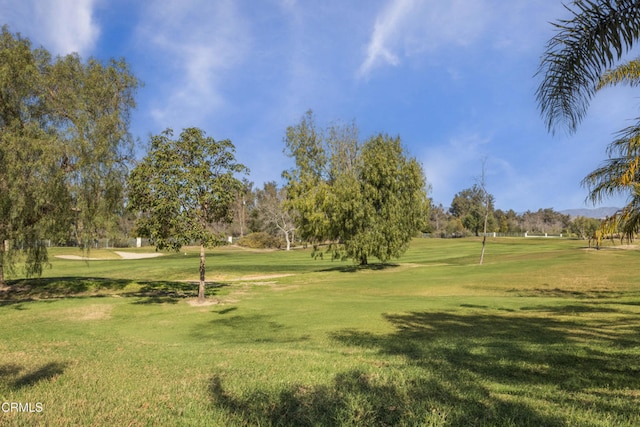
[237,232,282,249]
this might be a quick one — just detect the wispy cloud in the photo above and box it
[0,0,99,56]
[358,0,416,77]
[359,0,563,78]
[137,0,250,129]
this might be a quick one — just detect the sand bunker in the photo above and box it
[55,255,109,260]
[55,251,163,261]
[113,251,163,259]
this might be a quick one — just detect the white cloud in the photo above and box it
[359,0,565,77]
[138,0,250,128]
[359,0,416,77]
[0,0,99,56]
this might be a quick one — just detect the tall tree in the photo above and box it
[127,128,247,303]
[428,202,450,237]
[449,185,495,236]
[352,134,429,265]
[478,161,490,265]
[570,216,602,239]
[0,27,138,285]
[256,182,296,250]
[537,1,640,236]
[536,0,640,133]
[581,61,640,237]
[284,111,429,265]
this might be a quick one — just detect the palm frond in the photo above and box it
[536,0,640,134]
[597,57,640,89]
[582,116,640,203]
[600,190,640,237]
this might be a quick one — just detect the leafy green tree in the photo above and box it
[127,128,247,303]
[494,209,521,233]
[445,217,466,237]
[284,111,429,265]
[0,27,138,285]
[570,216,602,240]
[537,1,640,237]
[449,185,495,236]
[428,202,450,237]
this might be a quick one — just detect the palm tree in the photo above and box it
[582,91,640,237]
[537,0,640,237]
[537,0,640,133]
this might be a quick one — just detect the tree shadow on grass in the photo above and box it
[0,277,229,305]
[0,277,132,306]
[125,281,229,304]
[507,287,628,299]
[209,368,564,426]
[193,313,309,344]
[332,310,640,423]
[209,307,640,425]
[0,362,69,389]
[319,263,399,274]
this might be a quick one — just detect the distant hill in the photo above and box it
[560,207,619,219]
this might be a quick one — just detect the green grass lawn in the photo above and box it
[1,238,639,426]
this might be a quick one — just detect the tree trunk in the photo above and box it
[0,242,5,286]
[285,231,291,251]
[480,201,489,265]
[359,254,368,266]
[198,242,206,303]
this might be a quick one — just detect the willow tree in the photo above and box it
[0,27,138,285]
[127,128,247,303]
[284,111,429,265]
[537,1,640,237]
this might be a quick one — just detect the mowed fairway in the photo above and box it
[1,238,639,426]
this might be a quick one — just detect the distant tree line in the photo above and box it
[426,186,603,239]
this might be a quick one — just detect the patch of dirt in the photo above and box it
[228,274,294,281]
[187,298,220,307]
[65,304,113,321]
[582,245,640,252]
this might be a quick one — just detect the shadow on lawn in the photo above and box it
[209,308,640,426]
[128,281,228,304]
[0,277,228,305]
[193,313,310,344]
[0,361,69,389]
[319,263,399,274]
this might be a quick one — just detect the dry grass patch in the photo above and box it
[62,304,113,321]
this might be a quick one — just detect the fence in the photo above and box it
[422,232,566,239]
[3,238,152,250]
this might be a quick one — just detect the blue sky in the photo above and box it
[1,0,635,212]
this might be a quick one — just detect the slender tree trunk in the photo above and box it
[480,212,488,265]
[0,241,6,286]
[479,159,489,265]
[198,242,206,303]
[285,230,291,251]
